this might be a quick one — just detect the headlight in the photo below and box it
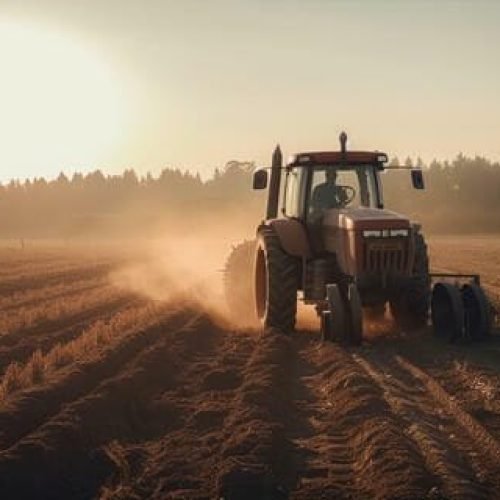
[389,229,409,237]
[362,228,409,238]
[363,230,382,238]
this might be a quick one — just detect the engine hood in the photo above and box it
[323,207,410,231]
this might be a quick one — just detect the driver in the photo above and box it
[311,169,349,212]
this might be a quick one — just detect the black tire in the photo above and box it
[461,284,491,340]
[224,239,257,326]
[326,284,348,343]
[321,311,333,341]
[431,282,464,341]
[255,227,298,332]
[390,232,431,330]
[346,283,363,346]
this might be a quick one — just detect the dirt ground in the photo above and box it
[0,236,499,499]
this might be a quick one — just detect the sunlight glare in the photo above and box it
[0,20,130,179]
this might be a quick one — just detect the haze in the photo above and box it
[1,0,499,183]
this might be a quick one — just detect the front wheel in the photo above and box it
[255,227,299,332]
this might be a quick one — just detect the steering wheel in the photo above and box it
[337,185,356,206]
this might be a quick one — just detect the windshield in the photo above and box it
[307,164,379,219]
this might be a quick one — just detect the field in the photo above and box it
[0,237,499,499]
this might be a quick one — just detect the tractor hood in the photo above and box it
[323,207,410,231]
[322,207,414,277]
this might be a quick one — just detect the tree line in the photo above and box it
[0,154,499,238]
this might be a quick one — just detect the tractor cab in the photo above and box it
[282,151,386,223]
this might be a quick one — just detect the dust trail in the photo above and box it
[109,228,255,330]
[296,302,320,331]
[362,310,399,341]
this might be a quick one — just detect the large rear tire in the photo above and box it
[255,227,298,333]
[224,239,257,326]
[390,232,431,331]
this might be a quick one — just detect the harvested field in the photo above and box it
[0,237,499,499]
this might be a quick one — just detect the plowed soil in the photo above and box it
[0,238,499,499]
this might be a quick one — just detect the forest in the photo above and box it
[1,154,499,238]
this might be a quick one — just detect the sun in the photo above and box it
[0,20,130,181]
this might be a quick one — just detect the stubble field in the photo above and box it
[0,236,499,499]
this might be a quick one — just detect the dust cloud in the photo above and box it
[109,212,259,330]
[362,312,399,341]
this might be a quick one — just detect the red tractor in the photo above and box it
[225,133,492,344]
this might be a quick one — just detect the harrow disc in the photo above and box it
[431,282,464,341]
[461,284,491,340]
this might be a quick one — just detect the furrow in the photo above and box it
[0,286,137,347]
[312,345,435,500]
[397,355,500,466]
[101,323,255,499]
[0,276,107,313]
[0,296,138,374]
[396,337,500,451]
[0,306,192,453]
[0,313,227,499]
[355,352,496,498]
[0,262,114,296]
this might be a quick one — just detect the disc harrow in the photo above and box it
[431,274,493,342]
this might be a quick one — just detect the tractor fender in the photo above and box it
[261,219,311,258]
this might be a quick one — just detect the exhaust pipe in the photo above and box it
[266,144,282,219]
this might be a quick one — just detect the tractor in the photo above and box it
[224,133,492,344]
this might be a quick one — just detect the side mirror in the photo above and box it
[411,169,424,190]
[253,169,268,190]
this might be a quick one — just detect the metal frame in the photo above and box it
[430,273,480,286]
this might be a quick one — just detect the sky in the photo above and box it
[1,0,500,183]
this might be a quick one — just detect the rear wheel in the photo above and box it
[255,227,298,332]
[390,232,430,331]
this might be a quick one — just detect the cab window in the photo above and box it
[307,165,379,220]
[284,167,302,217]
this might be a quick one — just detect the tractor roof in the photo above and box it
[288,151,388,167]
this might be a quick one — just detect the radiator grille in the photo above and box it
[363,241,408,273]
